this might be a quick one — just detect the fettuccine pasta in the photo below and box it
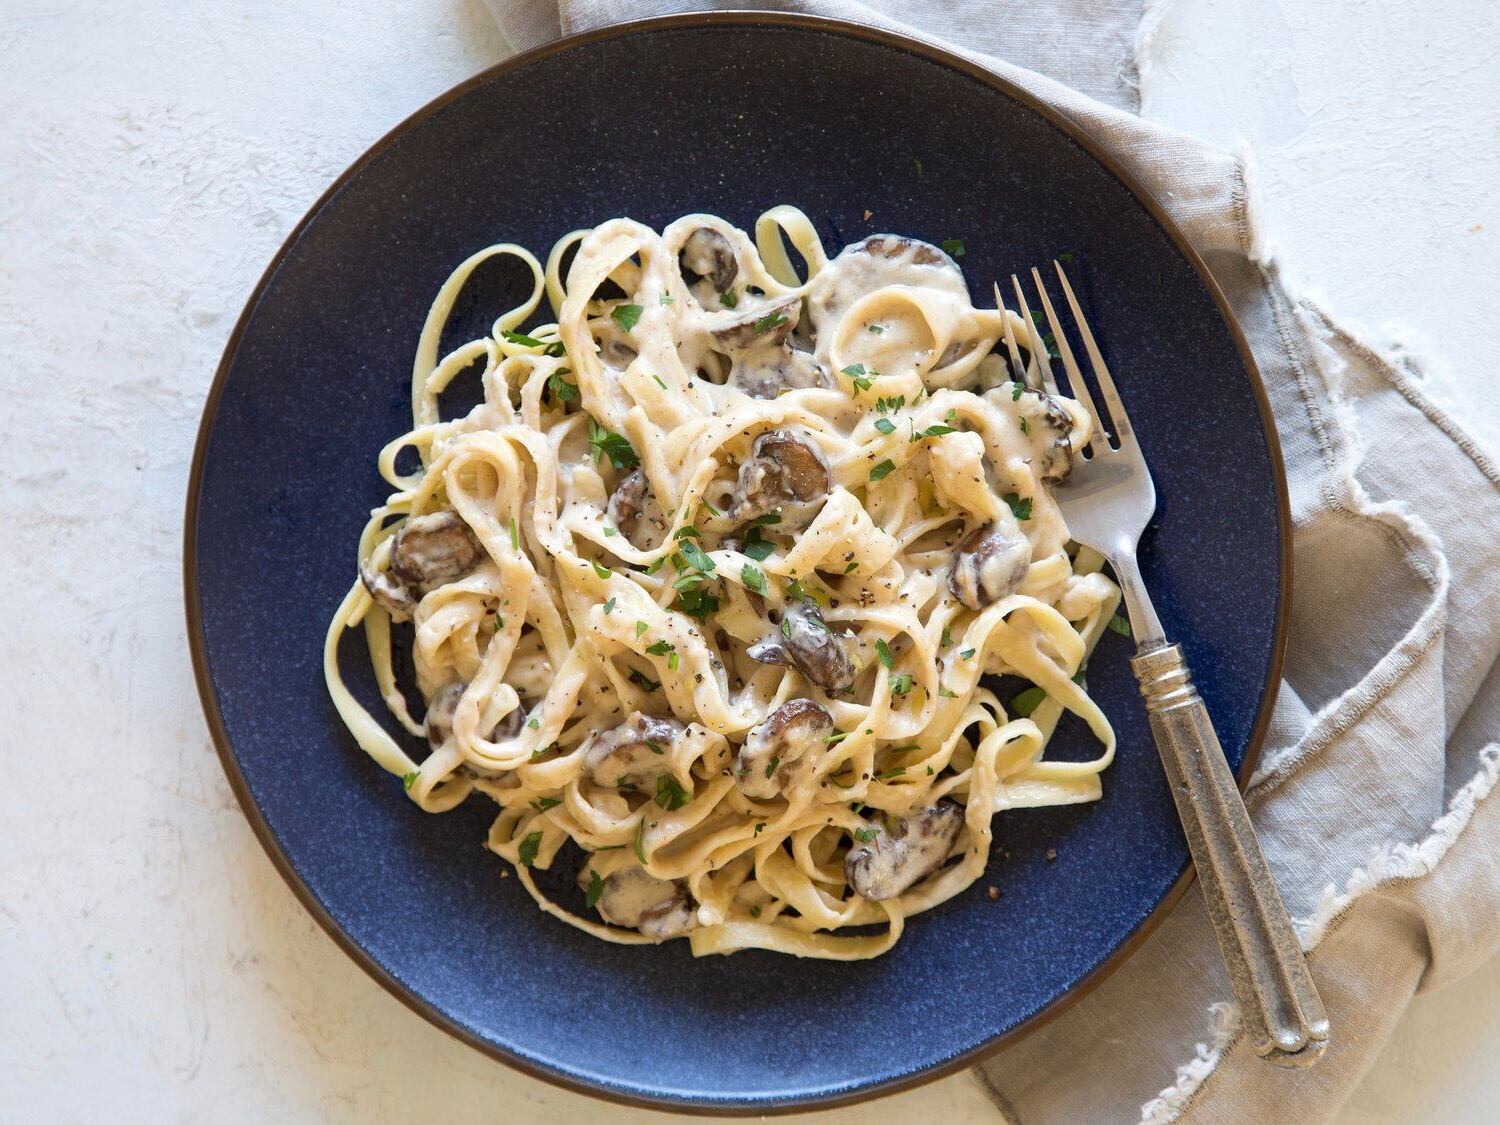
[324,208,1120,959]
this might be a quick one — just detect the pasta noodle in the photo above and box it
[324,208,1120,959]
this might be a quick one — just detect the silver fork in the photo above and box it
[996,265,1330,1067]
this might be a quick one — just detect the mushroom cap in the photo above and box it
[845,800,965,901]
[948,521,1032,610]
[736,698,834,798]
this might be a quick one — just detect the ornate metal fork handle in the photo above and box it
[1001,264,1330,1066]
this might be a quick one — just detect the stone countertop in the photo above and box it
[4,0,1495,1120]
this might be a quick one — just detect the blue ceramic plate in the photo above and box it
[186,13,1288,1114]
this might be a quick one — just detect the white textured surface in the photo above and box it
[2,0,1495,1121]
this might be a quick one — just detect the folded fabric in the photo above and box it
[481,3,1500,1119]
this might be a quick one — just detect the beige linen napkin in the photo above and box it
[482,3,1500,1119]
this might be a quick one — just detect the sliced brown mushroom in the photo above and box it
[390,511,483,586]
[736,699,833,799]
[581,865,697,940]
[845,800,965,901]
[711,297,800,353]
[1032,392,1076,482]
[727,348,832,399]
[582,712,686,791]
[747,599,854,694]
[607,468,667,549]
[949,520,1032,610]
[425,681,527,748]
[860,233,950,268]
[359,564,418,618]
[731,428,831,529]
[679,227,738,294]
[360,510,483,619]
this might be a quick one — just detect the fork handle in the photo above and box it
[1132,643,1330,1067]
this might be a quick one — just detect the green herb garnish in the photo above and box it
[655,775,691,811]
[741,564,767,595]
[592,562,612,580]
[940,238,966,258]
[401,771,419,791]
[719,290,738,309]
[585,869,604,907]
[611,303,644,332]
[629,669,661,693]
[1010,686,1046,717]
[875,639,894,668]
[854,827,879,843]
[890,673,913,697]
[868,459,897,482]
[646,640,675,657]
[547,371,579,402]
[1003,492,1033,521]
[753,311,788,334]
[742,528,775,561]
[1108,613,1131,637]
[602,597,616,615]
[530,797,560,813]
[874,417,896,435]
[586,417,639,469]
[518,831,543,867]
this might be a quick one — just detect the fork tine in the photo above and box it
[993,282,1036,391]
[1054,260,1132,446]
[1030,267,1108,454]
[1009,275,1063,400]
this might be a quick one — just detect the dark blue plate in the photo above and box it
[186,13,1288,1114]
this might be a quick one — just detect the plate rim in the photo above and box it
[183,10,1292,1115]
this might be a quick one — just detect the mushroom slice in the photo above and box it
[731,428,831,529]
[359,563,418,619]
[425,681,527,748]
[389,511,483,588]
[582,712,685,791]
[949,520,1032,610]
[845,800,965,901]
[712,298,801,353]
[736,699,833,799]
[727,348,832,400]
[607,468,667,549]
[1033,392,1077,482]
[582,865,698,940]
[747,599,854,694]
[679,226,738,294]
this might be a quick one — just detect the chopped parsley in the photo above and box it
[634,818,648,863]
[591,562,612,580]
[546,371,579,402]
[530,797,560,813]
[678,540,715,573]
[1019,417,1030,436]
[854,827,879,843]
[700,497,722,517]
[844,561,858,573]
[875,395,906,413]
[1003,492,1034,521]
[646,640,675,657]
[510,516,521,551]
[939,687,959,698]
[752,311,788,334]
[652,374,668,390]
[673,525,701,541]
[517,831,543,867]
[659,294,676,305]
[719,290,738,309]
[824,729,852,744]
[875,766,906,780]
[1108,613,1132,637]
[585,869,605,907]
[674,587,719,621]
[960,647,976,659]
[635,621,649,638]
[602,597,616,615]
[500,329,566,357]
[764,755,781,780]
[940,238,966,258]
[586,417,639,469]
[1011,381,1024,401]
[753,511,781,525]
[754,822,765,835]
[1010,686,1046,717]
[841,362,875,394]
[868,323,885,334]
[628,669,661,693]
[741,564,767,594]
[749,905,762,918]
[667,651,680,671]
[874,417,896,435]
[940,626,953,647]
[890,673,913,697]
[603,526,617,537]
[655,775,691,810]
[911,424,956,442]
[875,639,894,668]
[741,528,775,561]
[401,771,419,791]
[611,303,644,332]
[645,739,664,755]
[868,459,897,482]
